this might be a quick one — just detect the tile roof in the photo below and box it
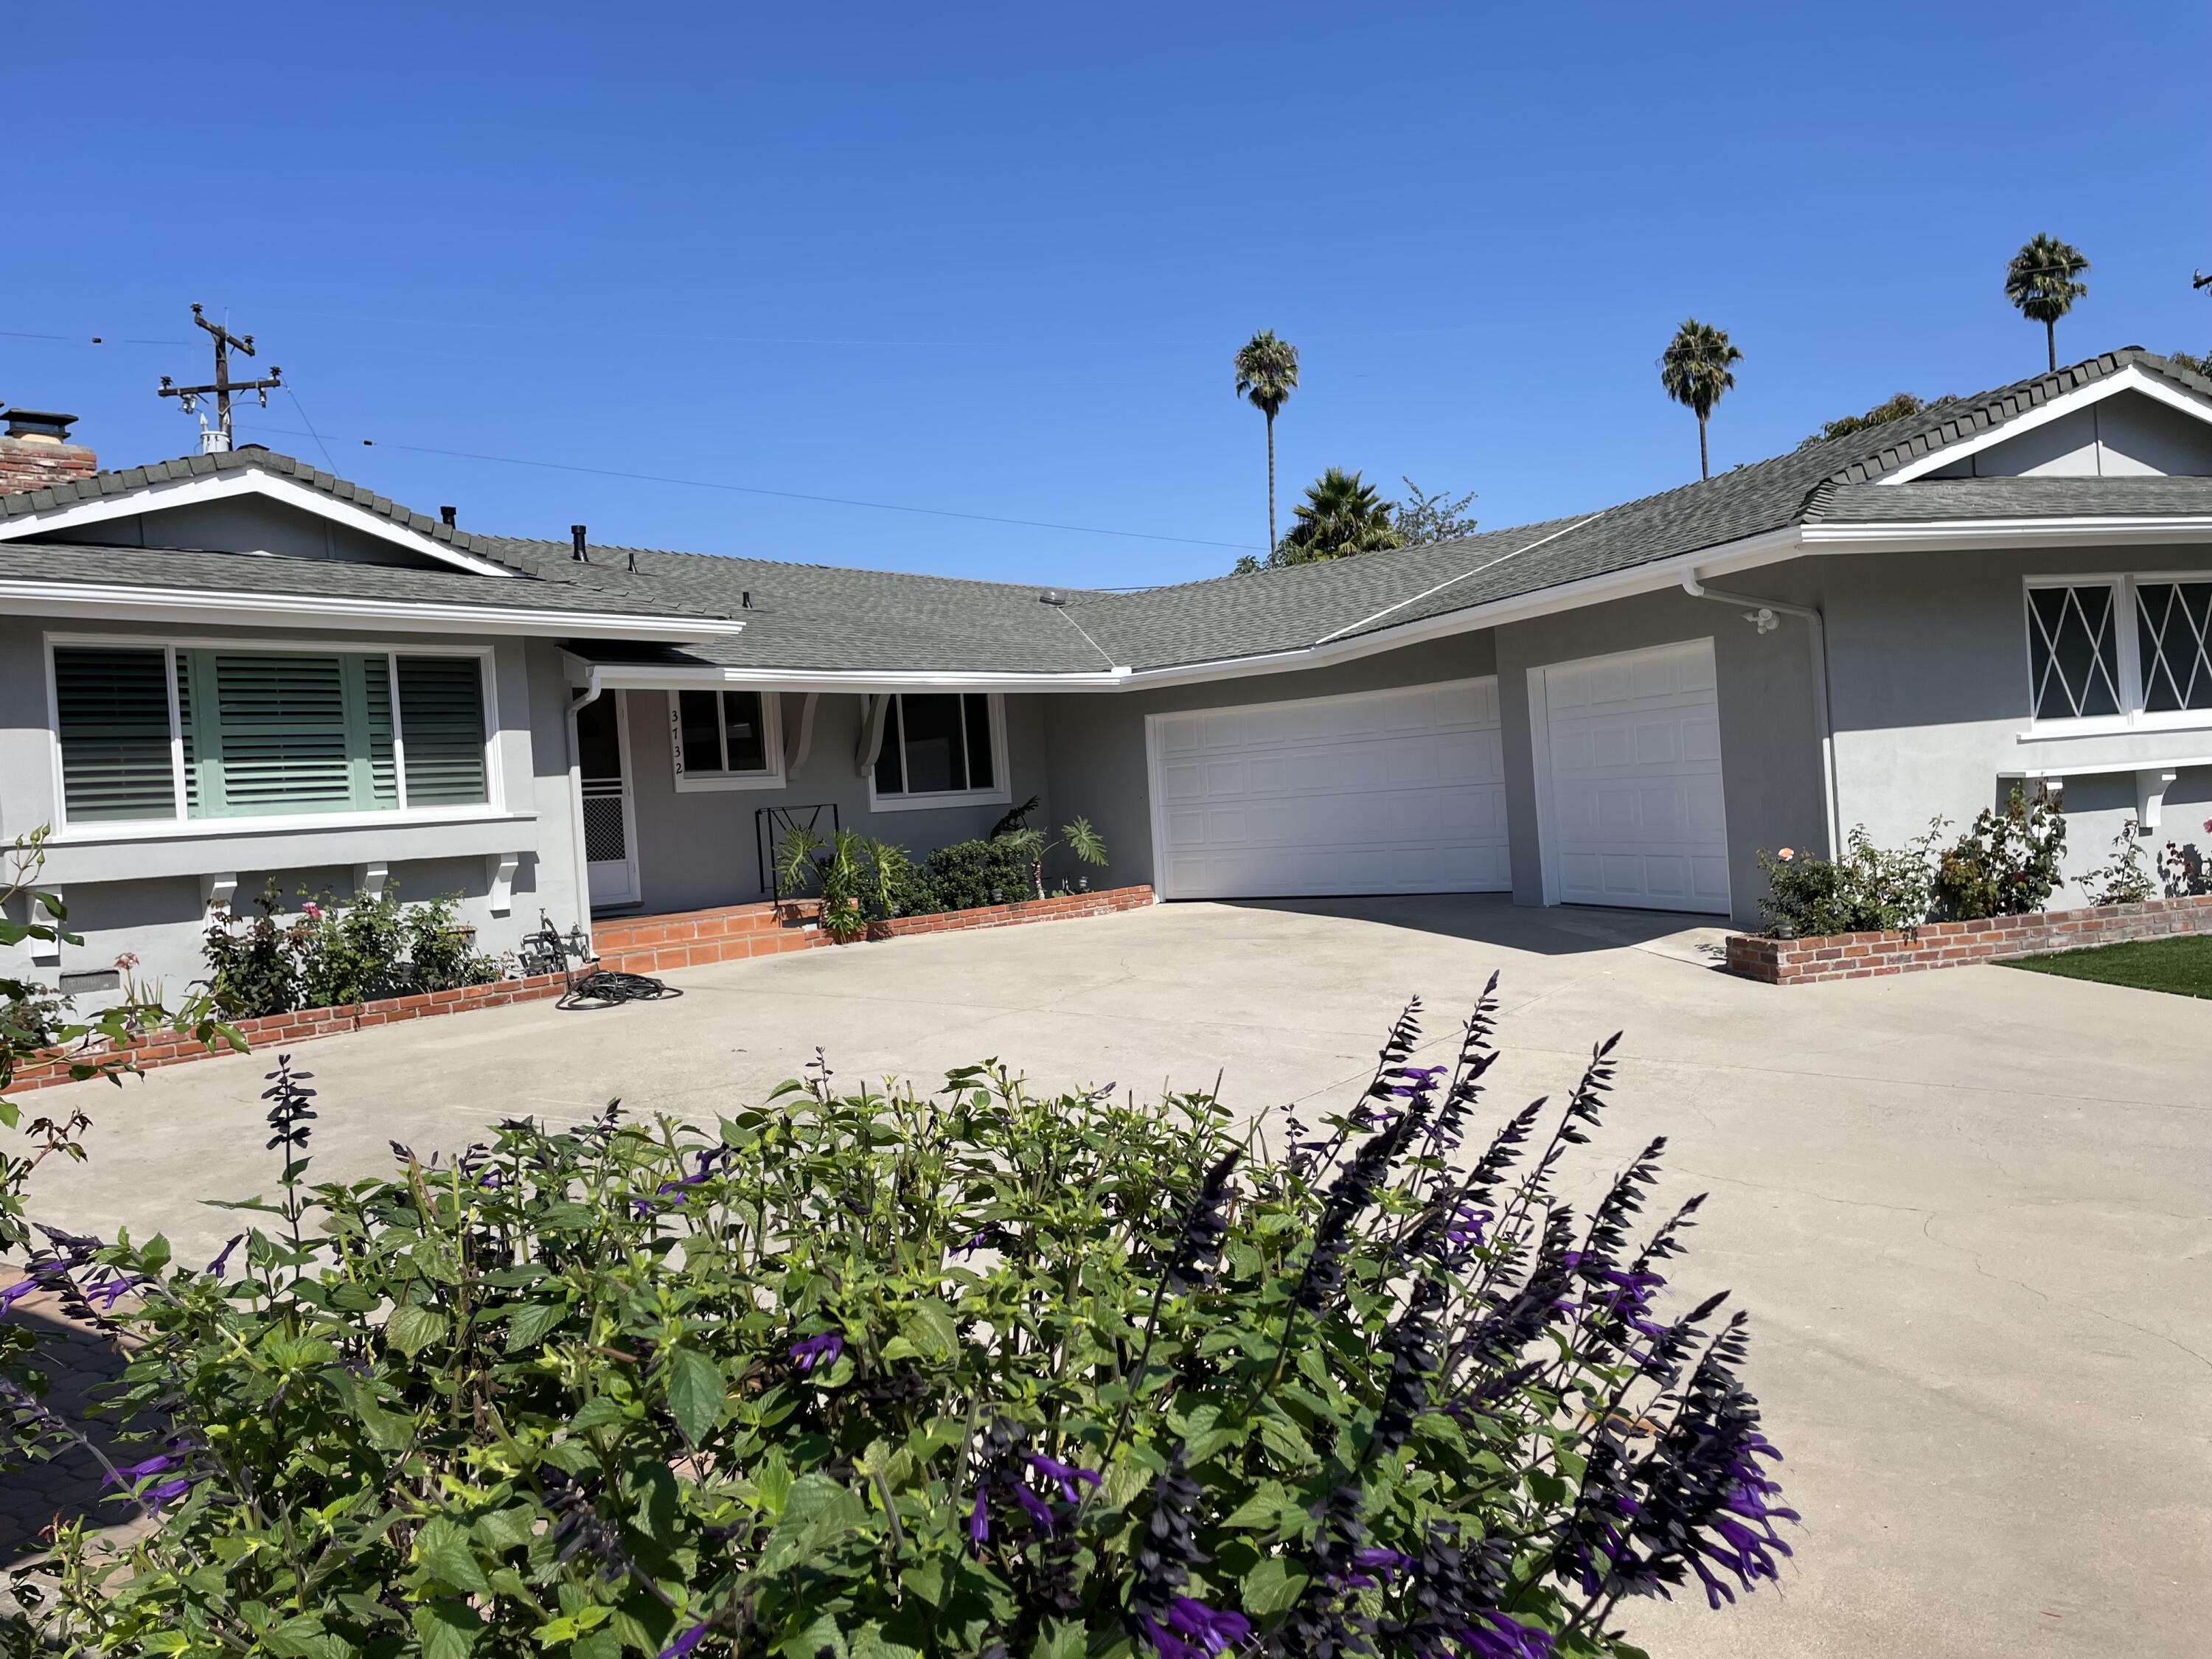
[5,349,2207,676]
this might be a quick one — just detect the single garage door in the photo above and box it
[1150,678,1510,900]
[1538,639,1730,914]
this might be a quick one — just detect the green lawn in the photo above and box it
[2003,933,2212,999]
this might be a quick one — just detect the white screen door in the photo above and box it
[576,691,639,909]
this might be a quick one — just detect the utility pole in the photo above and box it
[157,303,282,453]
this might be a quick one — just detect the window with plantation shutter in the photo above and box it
[53,647,177,822]
[397,655,489,805]
[50,640,493,827]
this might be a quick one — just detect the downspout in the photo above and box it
[566,669,602,952]
[1681,574,1842,859]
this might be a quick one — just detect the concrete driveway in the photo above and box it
[18,895,2212,1658]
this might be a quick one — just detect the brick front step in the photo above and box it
[4,886,1158,1092]
[1724,892,2212,984]
[591,885,1155,974]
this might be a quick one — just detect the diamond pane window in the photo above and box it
[2135,581,2212,714]
[2026,585,2122,720]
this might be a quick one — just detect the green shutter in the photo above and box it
[363,656,399,807]
[178,650,398,818]
[54,646,177,822]
[397,656,488,806]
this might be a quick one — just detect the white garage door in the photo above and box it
[1539,639,1730,914]
[1150,678,1511,900]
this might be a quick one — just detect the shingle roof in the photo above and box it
[0,445,527,568]
[5,349,2207,676]
[0,541,737,625]
[1815,476,2212,524]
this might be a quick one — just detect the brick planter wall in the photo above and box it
[5,886,1159,1092]
[1725,892,2212,984]
[5,971,574,1094]
[592,885,1155,975]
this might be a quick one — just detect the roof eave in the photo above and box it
[0,579,737,640]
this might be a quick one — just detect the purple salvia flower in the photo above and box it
[1013,1484,1055,1534]
[0,1279,41,1315]
[658,1624,709,1659]
[967,1485,990,1544]
[85,1276,142,1312]
[143,1477,193,1514]
[1461,1612,1555,1659]
[101,1454,173,1489]
[1139,1620,1207,1659]
[1163,1599,1251,1655]
[788,1332,844,1371]
[1026,1453,1102,1502]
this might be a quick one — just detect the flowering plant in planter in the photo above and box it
[2,987,1793,1658]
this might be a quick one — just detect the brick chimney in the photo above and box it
[0,409,98,495]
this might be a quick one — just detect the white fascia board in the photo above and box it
[0,580,737,641]
[1802,516,2212,549]
[0,466,522,578]
[1874,364,2212,485]
[591,662,1130,692]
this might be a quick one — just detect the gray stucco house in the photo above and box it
[4,347,2211,992]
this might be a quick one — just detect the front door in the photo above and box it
[575,691,639,910]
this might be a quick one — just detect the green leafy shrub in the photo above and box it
[1,993,1794,1658]
[1930,787,2066,920]
[1756,822,1942,938]
[905,836,1037,914]
[204,886,501,1019]
[2081,821,2157,907]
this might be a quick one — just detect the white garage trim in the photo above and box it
[1143,676,1510,901]
[1528,638,1731,915]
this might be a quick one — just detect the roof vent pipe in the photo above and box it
[571,524,588,563]
[439,504,456,527]
[742,591,752,610]
[627,550,637,572]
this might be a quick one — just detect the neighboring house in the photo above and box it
[3,347,2211,993]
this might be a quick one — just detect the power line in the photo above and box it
[280,385,339,475]
[236,421,1260,552]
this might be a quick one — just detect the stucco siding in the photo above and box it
[609,689,1054,916]
[0,616,578,993]
[1820,545,2212,905]
[1492,582,1826,929]
[46,493,449,565]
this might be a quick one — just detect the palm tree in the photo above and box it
[1658,319,1745,481]
[1233,330,1300,557]
[2005,234,2090,372]
[1273,467,1404,564]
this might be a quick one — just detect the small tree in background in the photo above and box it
[1658,319,1744,481]
[1394,476,1481,545]
[2004,234,2090,373]
[1232,330,1301,560]
[1798,392,1938,450]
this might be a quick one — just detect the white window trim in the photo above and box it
[2020,571,2212,740]
[866,692,1012,813]
[669,687,787,793]
[41,630,503,839]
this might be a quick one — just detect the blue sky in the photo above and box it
[8,2,2208,589]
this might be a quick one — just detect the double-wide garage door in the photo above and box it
[1150,679,1510,900]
